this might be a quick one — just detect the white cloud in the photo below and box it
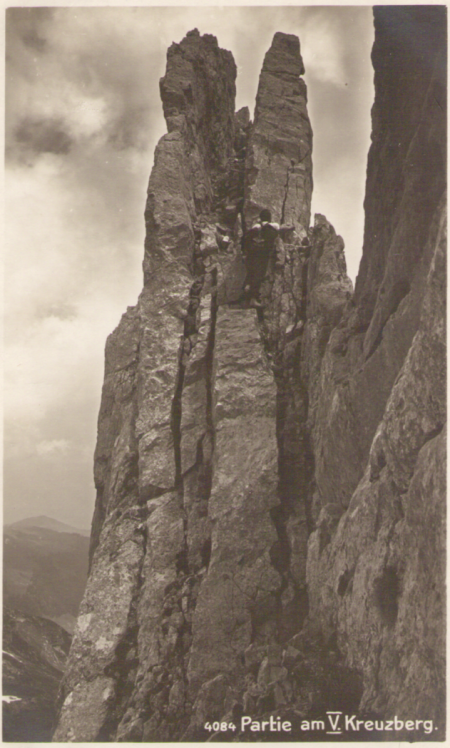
[36,439,71,457]
[4,151,144,431]
[5,256,137,425]
[301,13,347,87]
[67,95,110,140]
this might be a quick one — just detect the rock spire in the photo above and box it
[54,10,446,741]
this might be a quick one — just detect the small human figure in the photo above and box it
[247,209,280,242]
[244,209,280,305]
[300,234,312,258]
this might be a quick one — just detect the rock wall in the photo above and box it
[306,4,446,729]
[54,8,446,742]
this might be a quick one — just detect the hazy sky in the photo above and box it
[4,5,375,528]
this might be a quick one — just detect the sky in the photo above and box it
[4,5,375,529]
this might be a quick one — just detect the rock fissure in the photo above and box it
[171,275,206,494]
[203,269,218,458]
[280,167,292,227]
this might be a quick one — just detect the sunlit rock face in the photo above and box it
[54,8,445,742]
[244,31,312,231]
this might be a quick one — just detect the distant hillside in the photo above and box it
[7,515,90,537]
[3,520,90,633]
[3,607,72,742]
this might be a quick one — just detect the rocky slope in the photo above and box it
[54,8,446,742]
[3,608,71,742]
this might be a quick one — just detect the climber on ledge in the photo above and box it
[243,208,280,306]
[300,234,312,258]
[247,208,280,244]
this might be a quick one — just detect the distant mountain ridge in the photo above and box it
[3,517,90,739]
[3,517,90,633]
[6,514,90,537]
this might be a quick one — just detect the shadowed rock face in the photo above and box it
[54,10,445,742]
[306,4,446,731]
[356,7,446,333]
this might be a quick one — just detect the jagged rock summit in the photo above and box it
[54,9,446,743]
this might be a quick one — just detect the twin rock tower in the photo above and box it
[55,8,446,742]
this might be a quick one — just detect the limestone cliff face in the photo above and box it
[306,6,446,727]
[54,8,446,742]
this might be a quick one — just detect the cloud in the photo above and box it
[36,439,71,457]
[6,7,166,168]
[4,148,145,442]
[6,7,53,51]
[14,117,73,159]
[298,9,349,87]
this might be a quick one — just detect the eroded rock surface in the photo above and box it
[305,5,446,733]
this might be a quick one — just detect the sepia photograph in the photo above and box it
[3,3,446,742]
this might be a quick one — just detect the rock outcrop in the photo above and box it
[244,31,312,230]
[54,7,446,742]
